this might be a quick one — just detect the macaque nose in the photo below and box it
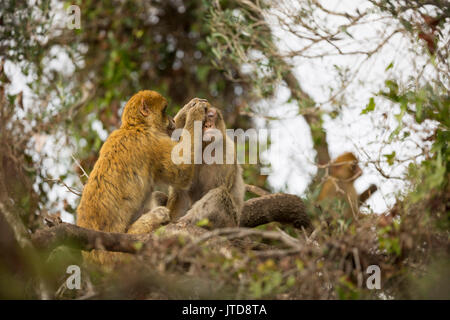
[207,109,216,118]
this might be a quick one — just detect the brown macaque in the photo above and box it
[318,152,362,220]
[168,101,245,228]
[76,91,206,267]
[135,99,245,231]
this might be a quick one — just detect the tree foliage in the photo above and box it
[0,0,448,300]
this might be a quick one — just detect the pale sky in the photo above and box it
[249,0,440,214]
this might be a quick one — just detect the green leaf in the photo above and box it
[361,97,376,114]
[196,65,210,82]
[133,242,143,251]
[286,275,296,287]
[196,218,210,227]
[384,151,396,166]
[385,62,393,71]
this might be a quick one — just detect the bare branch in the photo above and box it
[45,178,82,196]
[31,193,310,253]
[245,184,270,196]
[31,222,150,253]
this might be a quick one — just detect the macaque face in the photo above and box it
[202,106,227,144]
[331,154,362,181]
[203,107,218,141]
[342,161,362,181]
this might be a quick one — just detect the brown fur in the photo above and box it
[168,103,245,228]
[318,152,362,220]
[131,101,245,231]
[76,91,205,268]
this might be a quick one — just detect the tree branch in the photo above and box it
[245,184,270,196]
[358,184,378,204]
[31,193,310,253]
[32,223,149,253]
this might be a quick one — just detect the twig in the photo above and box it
[245,184,270,196]
[45,178,82,196]
[72,154,89,179]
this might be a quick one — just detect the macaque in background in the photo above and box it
[76,91,206,268]
[318,152,362,220]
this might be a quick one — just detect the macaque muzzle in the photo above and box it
[203,108,219,141]
[167,116,175,136]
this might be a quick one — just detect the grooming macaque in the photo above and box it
[76,91,206,266]
[169,102,245,228]
[317,152,362,220]
[132,99,245,231]
[134,100,245,230]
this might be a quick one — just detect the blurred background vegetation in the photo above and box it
[0,0,448,299]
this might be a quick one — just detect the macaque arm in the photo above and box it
[174,98,208,128]
[153,103,205,189]
[152,136,194,189]
[167,187,191,220]
[127,206,170,234]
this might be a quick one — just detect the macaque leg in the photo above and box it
[167,188,191,220]
[178,186,238,228]
[127,192,170,234]
[141,191,168,212]
[127,207,170,234]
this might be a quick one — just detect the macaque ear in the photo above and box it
[139,98,150,117]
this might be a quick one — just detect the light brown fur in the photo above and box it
[318,152,362,220]
[168,102,245,228]
[76,91,205,268]
[132,101,245,231]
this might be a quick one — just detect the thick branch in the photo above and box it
[240,193,310,229]
[0,202,33,249]
[283,70,331,179]
[31,193,310,253]
[32,223,149,253]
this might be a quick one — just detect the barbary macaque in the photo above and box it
[76,91,206,266]
[317,152,362,220]
[170,101,245,228]
[133,99,245,231]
